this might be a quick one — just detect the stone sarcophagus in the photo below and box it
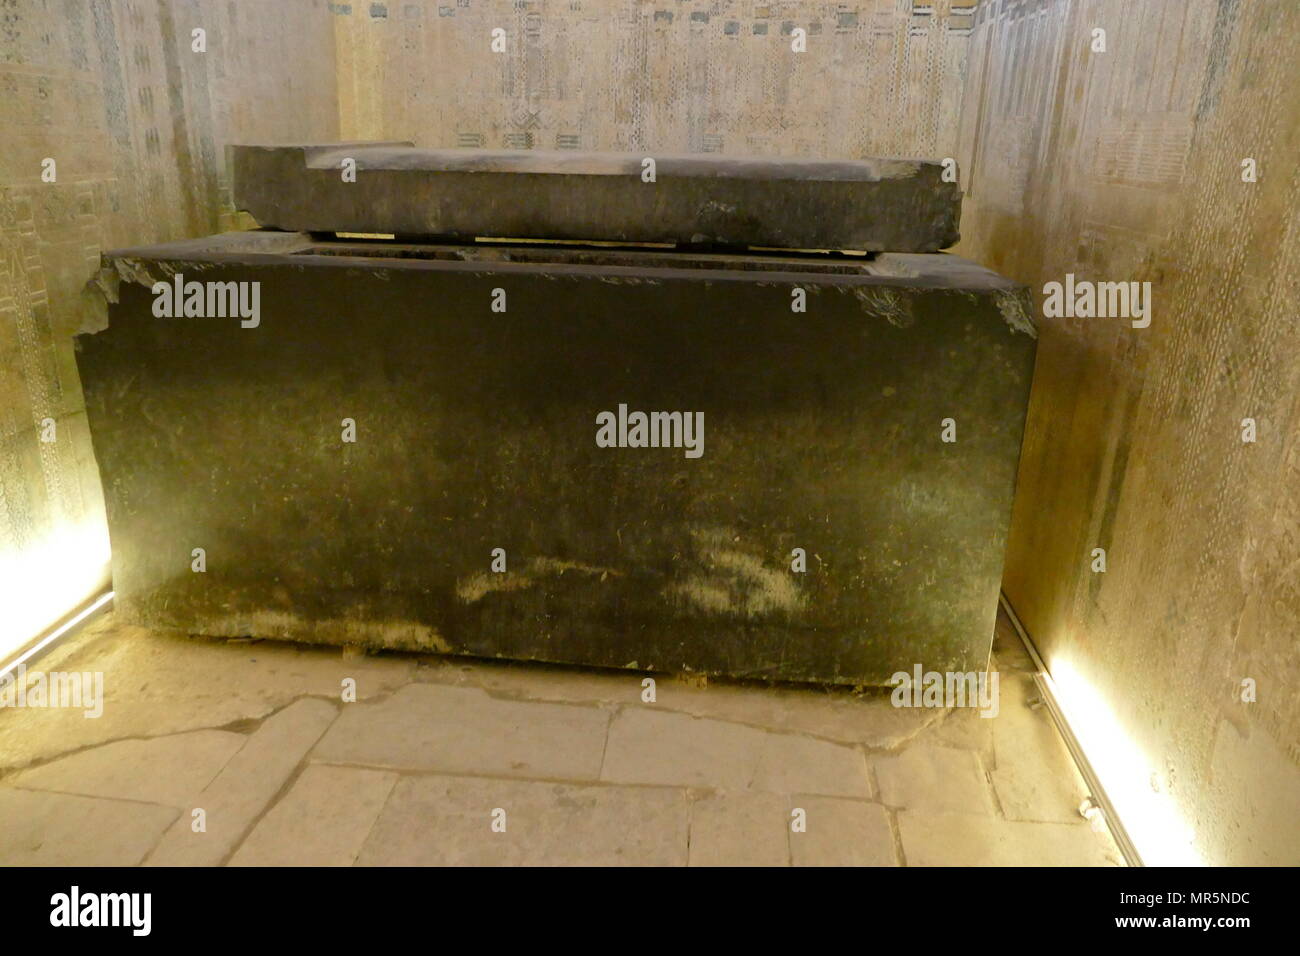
[77,145,1035,686]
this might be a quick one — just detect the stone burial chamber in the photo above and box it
[75,143,1036,686]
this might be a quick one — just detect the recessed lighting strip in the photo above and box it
[999,591,1144,868]
[0,590,115,682]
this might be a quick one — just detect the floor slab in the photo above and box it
[229,765,399,867]
[0,788,177,866]
[10,730,245,808]
[357,775,690,867]
[0,610,1121,866]
[313,683,611,780]
[601,707,871,797]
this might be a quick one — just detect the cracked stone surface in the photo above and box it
[601,708,871,796]
[0,617,413,773]
[0,608,1121,866]
[897,811,1117,866]
[790,797,897,867]
[358,776,690,867]
[230,765,399,867]
[0,788,177,866]
[314,684,612,779]
[145,699,339,866]
[875,745,996,815]
[688,792,791,867]
[10,729,245,807]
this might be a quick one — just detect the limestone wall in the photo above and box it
[0,0,339,655]
[955,0,1300,865]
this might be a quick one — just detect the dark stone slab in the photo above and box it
[79,233,1034,685]
[230,143,962,253]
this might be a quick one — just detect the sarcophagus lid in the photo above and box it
[230,142,961,252]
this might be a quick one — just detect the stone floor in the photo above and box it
[0,608,1121,866]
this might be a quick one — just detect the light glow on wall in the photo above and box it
[1046,655,1204,867]
[0,519,111,664]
